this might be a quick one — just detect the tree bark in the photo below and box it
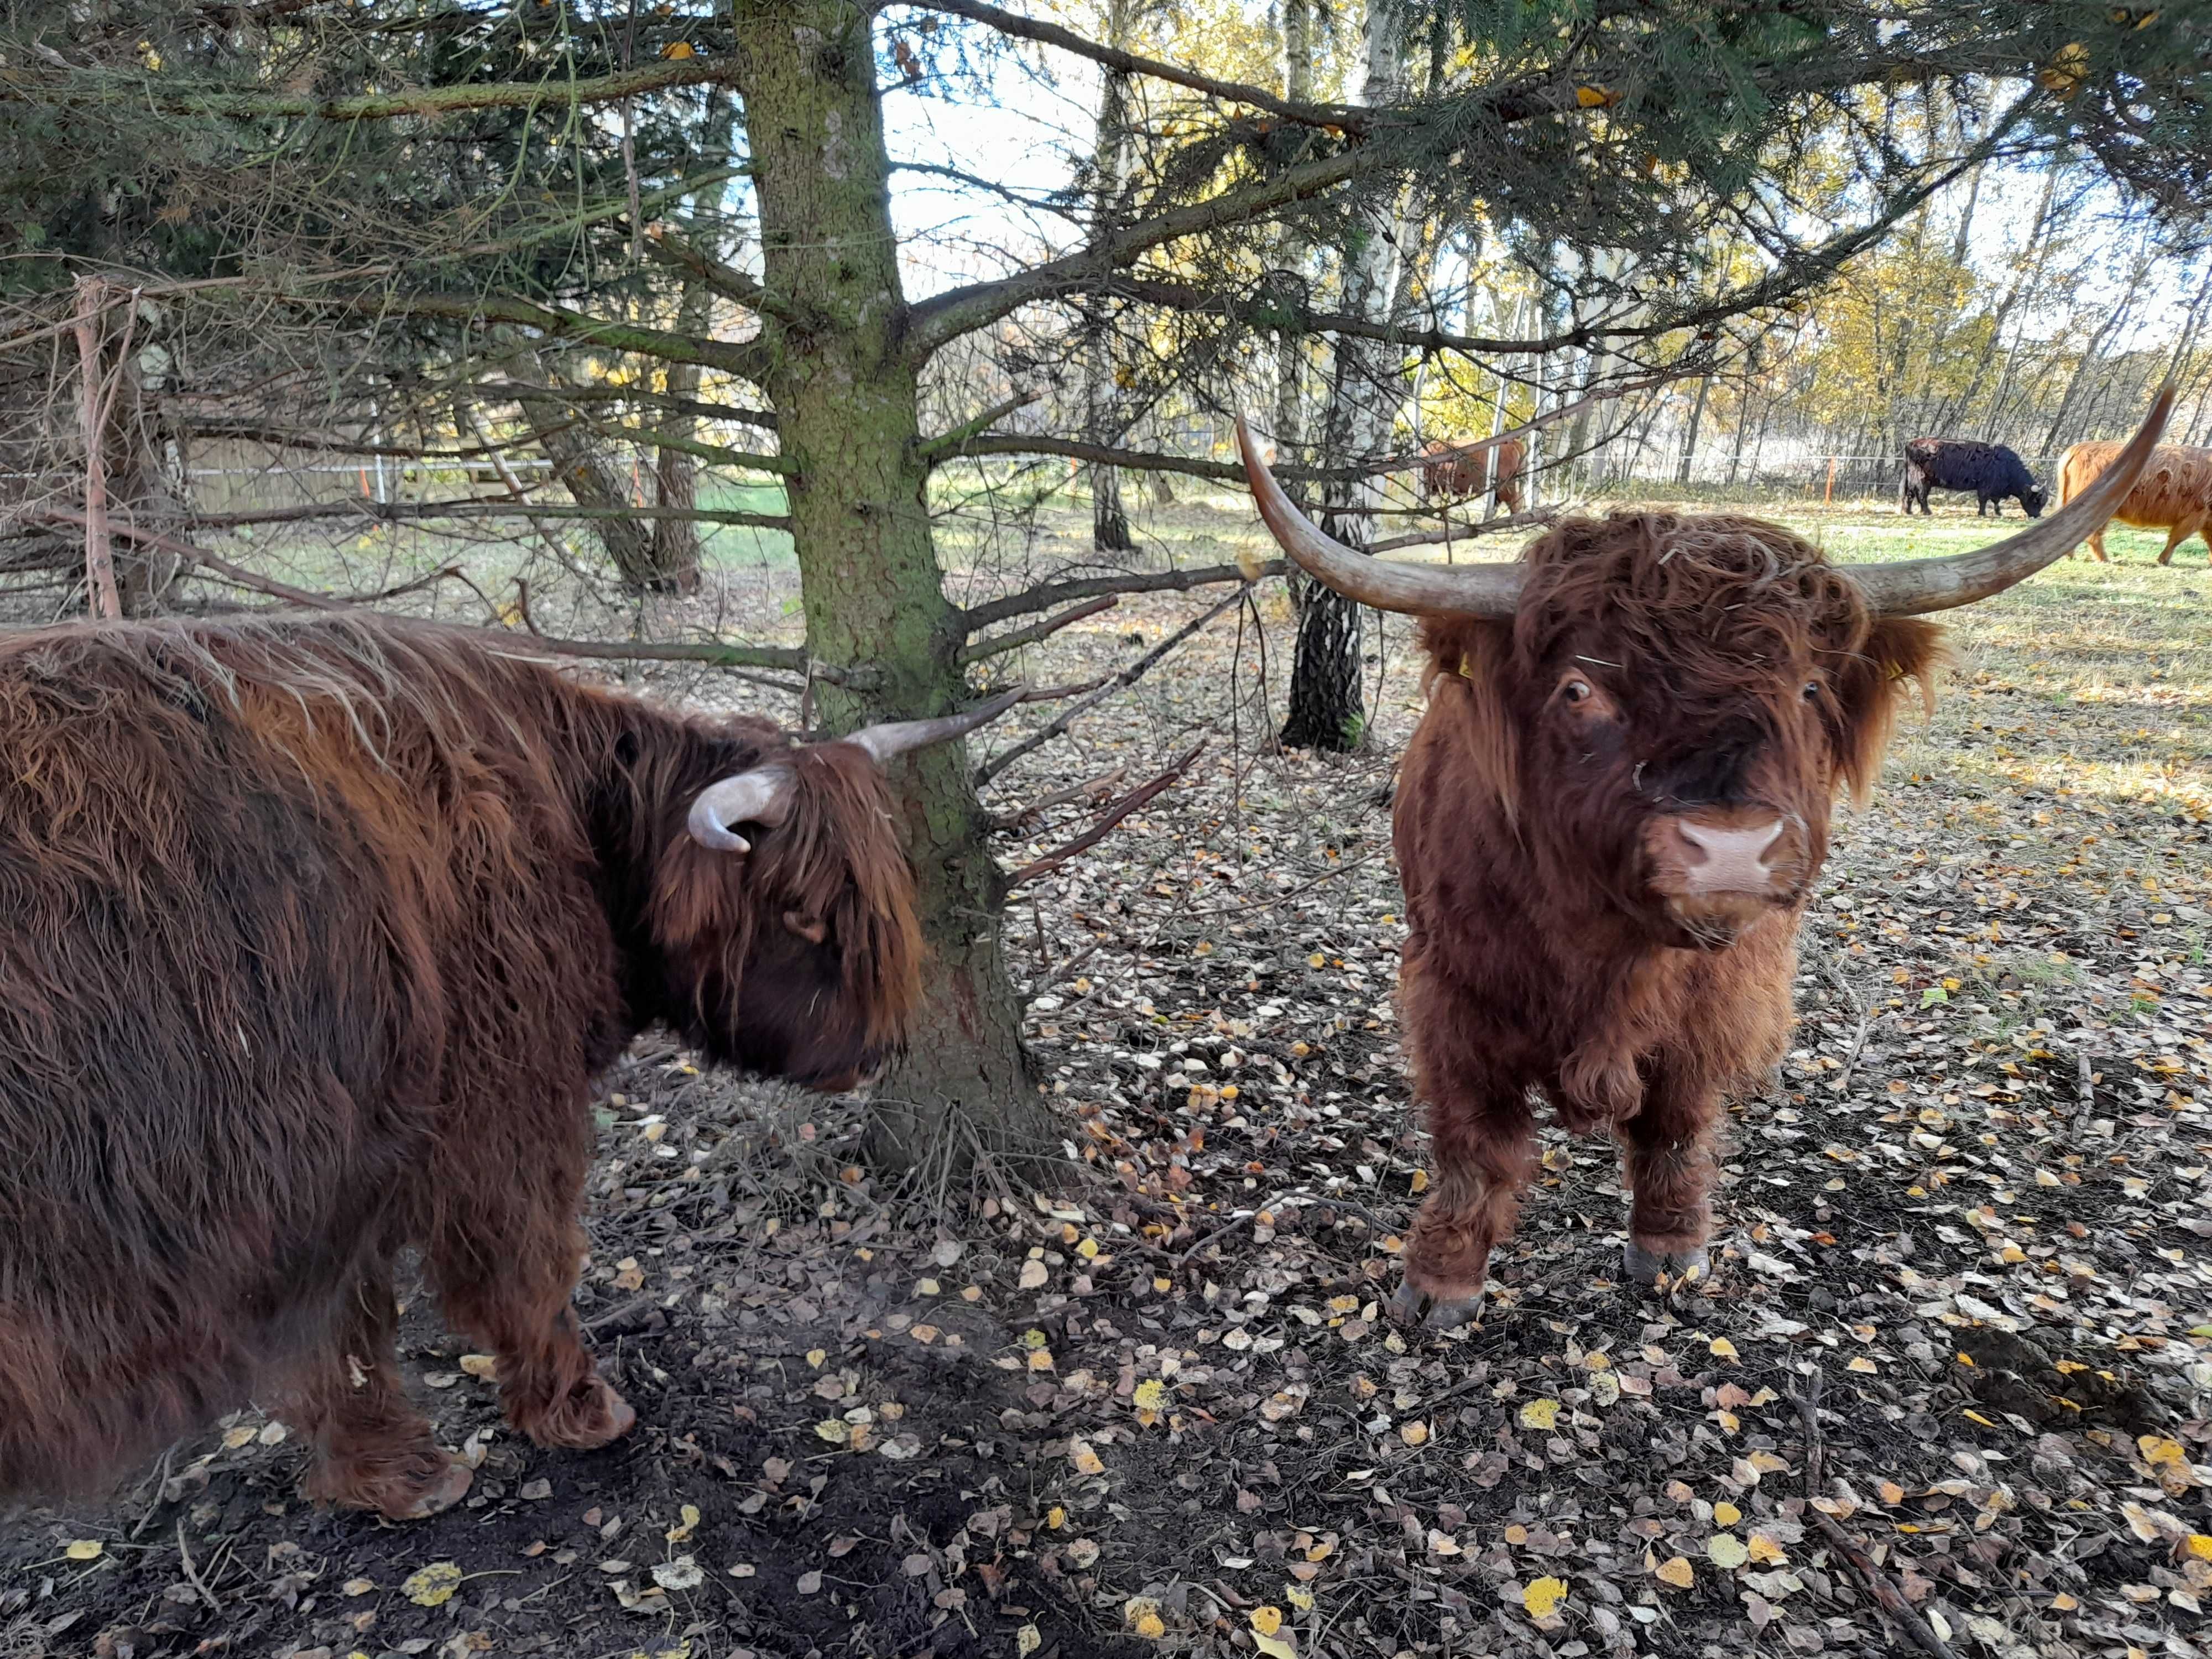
[649,278,710,597]
[1271,0,1316,468]
[731,0,1052,1168]
[1280,0,1405,753]
[1674,374,1710,487]
[1085,0,1138,552]
[515,366,667,591]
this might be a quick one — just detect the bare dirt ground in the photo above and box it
[4,490,2209,1659]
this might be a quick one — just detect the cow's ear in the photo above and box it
[1834,616,1948,806]
[1422,619,1521,826]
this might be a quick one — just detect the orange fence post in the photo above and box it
[1823,456,1837,506]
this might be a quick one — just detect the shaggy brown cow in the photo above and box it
[2057,438,2212,563]
[0,616,1011,1520]
[1238,391,2171,1327]
[1420,437,1526,514]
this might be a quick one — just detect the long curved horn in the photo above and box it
[1235,414,1524,618]
[687,766,794,854]
[1847,386,2175,616]
[843,686,1025,765]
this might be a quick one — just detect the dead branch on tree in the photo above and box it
[990,766,1127,831]
[962,560,1284,638]
[974,586,1249,787]
[961,594,1120,665]
[1004,744,1204,889]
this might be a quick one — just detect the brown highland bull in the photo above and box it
[1238,390,2171,1328]
[0,616,1011,1520]
[2056,437,2212,563]
[1420,436,1526,514]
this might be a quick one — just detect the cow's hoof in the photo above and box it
[1387,1281,1484,1331]
[361,1455,474,1522]
[1623,1241,1709,1288]
[535,1375,637,1451]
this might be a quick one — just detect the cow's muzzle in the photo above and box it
[1645,808,1807,946]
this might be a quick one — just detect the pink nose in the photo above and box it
[1674,820,1785,895]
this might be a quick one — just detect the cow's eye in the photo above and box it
[1562,680,1593,705]
[1802,680,1821,702]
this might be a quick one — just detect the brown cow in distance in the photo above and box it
[0,615,1013,1521]
[2057,437,2212,563]
[1421,436,1525,514]
[1238,390,2171,1328]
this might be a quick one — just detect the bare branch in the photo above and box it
[472,381,779,431]
[641,225,797,326]
[915,390,1044,463]
[41,510,468,611]
[181,498,790,531]
[961,594,1119,665]
[1004,743,1205,890]
[961,559,1284,638]
[1370,510,1554,555]
[990,766,1126,831]
[909,0,1369,134]
[974,586,1249,787]
[9,58,737,122]
[298,291,773,384]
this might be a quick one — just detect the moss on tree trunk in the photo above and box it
[732,0,1052,1169]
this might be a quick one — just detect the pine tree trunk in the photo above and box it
[516,367,664,591]
[650,278,710,596]
[731,0,1052,1168]
[1280,0,1405,754]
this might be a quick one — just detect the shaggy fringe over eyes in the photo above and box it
[652,743,924,1052]
[1418,510,1944,806]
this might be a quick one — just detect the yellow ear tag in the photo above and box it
[1459,654,1473,680]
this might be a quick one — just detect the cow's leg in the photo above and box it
[425,1118,634,1453]
[2157,519,2197,565]
[285,1265,473,1521]
[2088,525,2111,561]
[1618,1061,1720,1287]
[1392,1085,1535,1329]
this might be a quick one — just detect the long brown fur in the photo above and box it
[0,614,924,1518]
[1389,511,1942,1311]
[1420,437,1526,513]
[2057,440,2212,564]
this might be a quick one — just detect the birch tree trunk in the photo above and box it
[1085,0,1138,552]
[1280,0,1406,753]
[1271,0,1316,476]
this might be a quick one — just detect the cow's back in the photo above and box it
[0,619,622,1494]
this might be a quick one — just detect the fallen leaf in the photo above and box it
[62,1540,101,1562]
[1518,1397,1561,1431]
[1708,1534,1750,1569]
[1070,1439,1105,1476]
[1655,1556,1695,1589]
[1522,1576,1568,1618]
[403,1561,465,1608]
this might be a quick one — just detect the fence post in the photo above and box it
[1823,455,1837,506]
